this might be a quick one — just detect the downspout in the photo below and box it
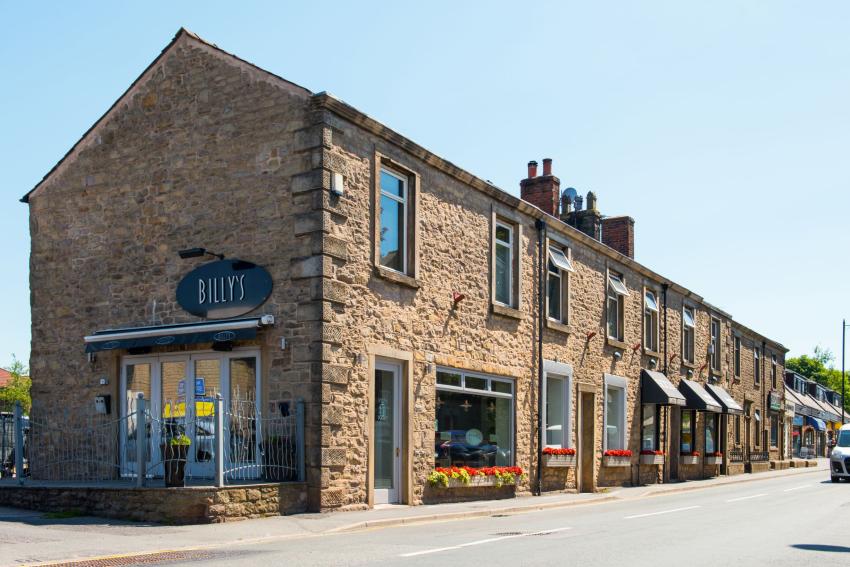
[762,340,767,456]
[535,218,546,496]
[662,283,669,482]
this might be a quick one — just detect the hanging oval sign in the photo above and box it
[176,259,273,319]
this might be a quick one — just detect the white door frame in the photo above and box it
[120,348,261,480]
[374,361,402,504]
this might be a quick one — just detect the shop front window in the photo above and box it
[605,379,627,450]
[705,413,718,454]
[641,404,658,451]
[544,374,568,447]
[435,369,513,468]
[681,410,695,453]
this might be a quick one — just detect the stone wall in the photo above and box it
[0,483,307,524]
[26,32,327,508]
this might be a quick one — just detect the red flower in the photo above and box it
[435,465,524,477]
[543,447,576,455]
[709,451,722,457]
[680,451,701,457]
[604,450,632,457]
[640,450,664,456]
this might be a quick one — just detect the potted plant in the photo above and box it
[680,450,700,465]
[427,466,526,489]
[640,450,665,465]
[705,451,722,465]
[602,449,632,467]
[162,434,191,487]
[542,447,576,468]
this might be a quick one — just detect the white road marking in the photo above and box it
[726,493,768,502]
[399,526,572,557]
[623,506,701,520]
[783,485,810,492]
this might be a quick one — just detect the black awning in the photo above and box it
[641,369,686,406]
[705,384,744,415]
[84,318,264,353]
[678,378,722,412]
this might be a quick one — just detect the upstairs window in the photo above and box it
[378,167,408,273]
[771,354,777,389]
[493,222,514,306]
[682,307,695,364]
[734,336,741,377]
[547,244,573,323]
[710,318,721,372]
[754,348,761,386]
[644,291,659,353]
[607,272,628,341]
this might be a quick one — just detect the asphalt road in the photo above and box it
[165,473,850,567]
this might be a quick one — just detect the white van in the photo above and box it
[830,423,850,482]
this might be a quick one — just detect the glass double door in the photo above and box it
[121,351,259,480]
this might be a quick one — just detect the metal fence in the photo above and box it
[728,448,744,462]
[9,397,304,487]
[749,450,770,462]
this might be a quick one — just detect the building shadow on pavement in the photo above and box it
[791,544,850,553]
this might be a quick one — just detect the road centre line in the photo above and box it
[399,526,572,557]
[726,493,768,503]
[783,485,810,492]
[623,506,701,520]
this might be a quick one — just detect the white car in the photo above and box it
[830,423,850,482]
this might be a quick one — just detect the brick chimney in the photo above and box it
[520,159,560,216]
[601,215,635,258]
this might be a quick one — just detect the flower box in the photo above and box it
[705,455,722,466]
[680,454,700,465]
[603,455,631,467]
[446,475,501,488]
[640,453,665,465]
[427,466,525,489]
[543,454,577,468]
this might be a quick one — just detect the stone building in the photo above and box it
[21,29,790,515]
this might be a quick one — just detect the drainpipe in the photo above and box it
[535,218,547,496]
[662,283,669,482]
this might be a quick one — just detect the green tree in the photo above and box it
[786,346,849,416]
[0,356,31,414]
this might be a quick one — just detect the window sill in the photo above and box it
[546,319,573,334]
[643,349,662,358]
[606,337,629,351]
[491,303,523,320]
[681,361,696,370]
[374,265,420,289]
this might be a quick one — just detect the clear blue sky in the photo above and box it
[2,1,849,370]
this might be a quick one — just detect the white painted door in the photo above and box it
[374,362,402,504]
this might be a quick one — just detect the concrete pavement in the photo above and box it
[0,459,831,566]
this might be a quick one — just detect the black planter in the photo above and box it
[162,444,188,487]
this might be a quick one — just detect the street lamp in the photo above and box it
[843,320,849,424]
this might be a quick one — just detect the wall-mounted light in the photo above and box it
[687,369,694,378]
[613,351,622,360]
[178,247,225,260]
[356,353,366,367]
[648,358,658,369]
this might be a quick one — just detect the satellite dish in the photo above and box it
[562,187,578,202]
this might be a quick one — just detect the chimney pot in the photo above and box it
[542,158,552,176]
[527,161,538,178]
[587,191,597,211]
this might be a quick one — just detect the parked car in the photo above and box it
[829,423,850,482]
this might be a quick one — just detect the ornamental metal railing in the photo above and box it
[728,448,744,463]
[7,397,304,487]
[749,450,769,462]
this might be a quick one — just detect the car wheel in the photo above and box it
[831,476,839,483]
